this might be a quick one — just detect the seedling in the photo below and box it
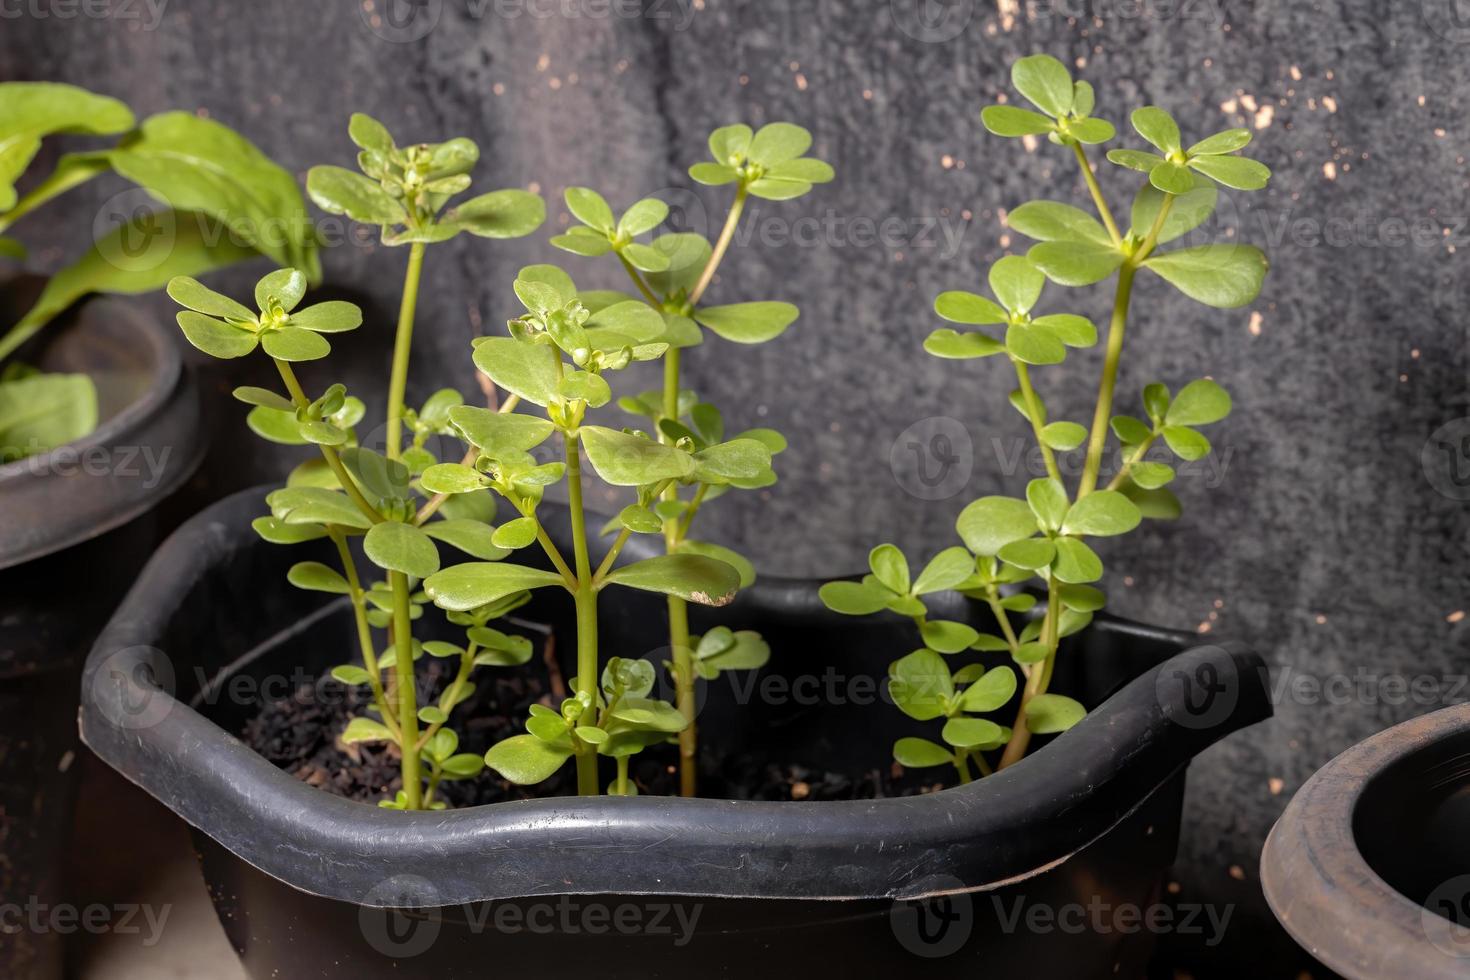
[544,121,833,794]
[822,54,1270,780]
[168,113,544,809]
[0,82,318,460]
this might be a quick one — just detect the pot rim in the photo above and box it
[1261,701,1470,979]
[0,293,201,568]
[81,487,1272,907]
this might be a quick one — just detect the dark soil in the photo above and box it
[242,662,943,806]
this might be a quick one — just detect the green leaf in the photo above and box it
[332,665,372,686]
[1007,201,1111,246]
[364,522,441,578]
[347,112,393,153]
[308,164,406,225]
[980,105,1055,138]
[621,242,670,272]
[471,337,561,406]
[1166,379,1231,426]
[1131,180,1218,246]
[893,737,953,768]
[1028,240,1125,286]
[0,82,133,208]
[913,546,976,595]
[1107,149,1166,173]
[268,487,373,529]
[1121,482,1183,520]
[1061,490,1141,537]
[558,185,611,230]
[611,697,689,733]
[448,406,555,455]
[942,717,1005,750]
[342,718,395,744]
[291,301,362,333]
[421,520,507,560]
[485,734,571,784]
[1111,415,1152,445]
[693,302,798,344]
[1051,537,1103,584]
[255,268,306,312]
[1131,106,1181,153]
[959,666,1018,712]
[934,290,1007,325]
[166,276,254,321]
[1130,461,1175,489]
[1188,129,1252,156]
[924,329,1005,360]
[677,539,756,589]
[580,425,693,486]
[1025,693,1087,734]
[551,231,613,257]
[1033,313,1100,347]
[0,373,97,461]
[1026,477,1070,530]
[997,537,1056,570]
[920,620,980,654]
[1067,118,1116,144]
[618,504,663,535]
[1040,421,1088,451]
[1162,425,1212,461]
[868,543,910,595]
[1005,323,1065,365]
[617,197,668,237]
[105,111,318,272]
[889,649,952,721]
[1058,583,1106,612]
[1143,244,1268,309]
[1014,641,1051,664]
[988,255,1044,314]
[747,122,812,165]
[261,326,330,362]
[689,162,738,185]
[288,561,350,594]
[1012,54,1074,118]
[708,123,753,164]
[691,438,771,484]
[445,189,545,238]
[252,516,327,545]
[1188,154,1270,191]
[1143,383,1171,421]
[1148,160,1196,195]
[602,554,740,607]
[766,158,835,183]
[819,580,890,616]
[419,463,486,494]
[424,562,565,611]
[491,516,538,550]
[957,497,1038,556]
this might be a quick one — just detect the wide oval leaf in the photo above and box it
[424,562,566,611]
[601,554,740,607]
[364,521,441,578]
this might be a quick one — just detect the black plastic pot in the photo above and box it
[81,488,1271,978]
[0,276,203,979]
[1262,702,1470,978]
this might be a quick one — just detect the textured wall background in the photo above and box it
[5,0,1470,973]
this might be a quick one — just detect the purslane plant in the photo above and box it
[822,54,1269,779]
[167,113,545,810]
[0,82,318,460]
[546,121,833,795]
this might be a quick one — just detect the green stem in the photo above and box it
[328,529,395,732]
[617,253,661,305]
[615,756,630,796]
[385,241,427,461]
[273,359,382,524]
[1071,143,1122,244]
[416,642,476,752]
[1106,433,1158,492]
[389,570,422,809]
[983,593,1024,658]
[657,347,700,797]
[998,580,1061,769]
[565,431,601,796]
[1013,360,1062,484]
[689,186,748,305]
[0,153,108,236]
[954,752,973,785]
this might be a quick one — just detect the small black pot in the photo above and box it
[0,277,203,979]
[1262,702,1470,978]
[80,488,1271,978]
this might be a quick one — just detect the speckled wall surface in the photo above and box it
[4,0,1468,973]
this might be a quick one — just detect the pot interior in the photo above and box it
[1354,728,1470,924]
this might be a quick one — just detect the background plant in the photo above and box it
[544,120,832,795]
[0,82,320,461]
[822,54,1269,778]
[167,112,544,810]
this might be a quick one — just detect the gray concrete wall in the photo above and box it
[5,1,1468,971]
